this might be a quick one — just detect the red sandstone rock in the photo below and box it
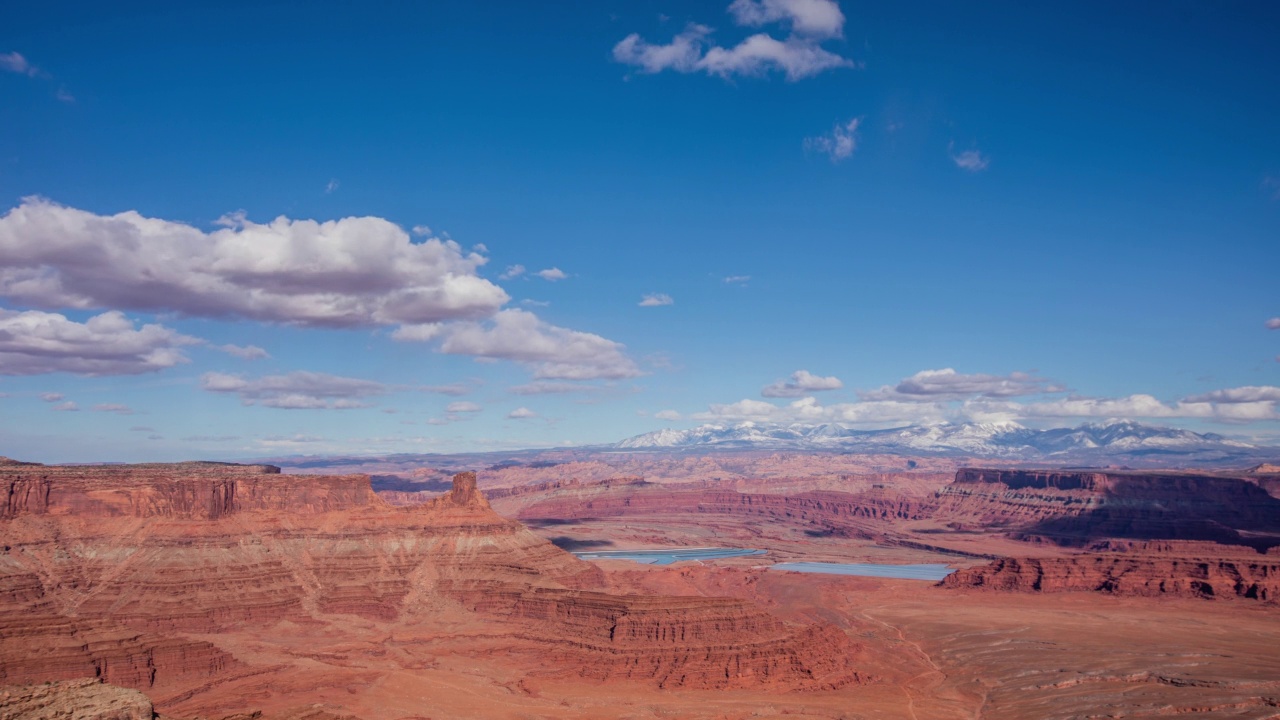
[0,679,155,720]
[934,468,1280,549]
[0,462,862,703]
[942,554,1280,601]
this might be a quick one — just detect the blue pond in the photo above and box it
[571,548,766,565]
[770,562,954,581]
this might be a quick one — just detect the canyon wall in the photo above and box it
[943,554,1280,602]
[0,463,862,699]
[935,468,1280,549]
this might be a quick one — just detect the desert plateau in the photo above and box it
[3,445,1279,719]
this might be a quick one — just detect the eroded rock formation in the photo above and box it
[0,463,861,710]
[942,554,1280,601]
[935,468,1280,549]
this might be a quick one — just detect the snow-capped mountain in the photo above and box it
[614,420,1264,461]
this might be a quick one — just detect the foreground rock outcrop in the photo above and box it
[0,462,862,712]
[0,679,155,720]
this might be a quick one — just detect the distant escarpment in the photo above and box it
[0,462,861,702]
[935,468,1280,549]
[501,480,936,540]
[943,554,1280,602]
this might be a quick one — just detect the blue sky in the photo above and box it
[1,0,1278,462]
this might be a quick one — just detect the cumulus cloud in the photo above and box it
[390,323,443,342]
[805,117,861,162]
[440,309,642,380]
[950,146,990,172]
[762,370,843,398]
[536,267,568,281]
[201,371,385,409]
[411,225,432,237]
[655,409,682,421]
[217,343,269,360]
[500,265,526,280]
[0,309,200,376]
[39,392,64,402]
[92,403,134,415]
[728,0,845,37]
[0,198,508,329]
[694,395,947,426]
[1267,317,1280,330]
[445,400,482,413]
[613,1,854,83]
[639,293,674,307]
[507,407,538,419]
[863,368,1063,401]
[51,401,79,411]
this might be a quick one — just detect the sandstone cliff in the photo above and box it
[934,468,1280,549]
[0,463,862,703]
[942,554,1280,602]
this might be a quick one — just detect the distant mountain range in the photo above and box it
[614,420,1273,462]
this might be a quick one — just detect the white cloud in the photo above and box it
[201,370,385,409]
[0,309,200,376]
[1266,317,1280,330]
[440,309,642,380]
[51,401,78,412]
[536,267,568,281]
[613,19,853,82]
[54,87,74,103]
[411,225,432,237]
[507,407,538,419]
[728,0,846,38]
[723,275,751,285]
[863,368,1063,401]
[639,293,674,307]
[445,400,482,413]
[614,24,710,74]
[39,392,64,402]
[508,381,599,395]
[0,198,508,328]
[698,34,853,81]
[655,409,682,421]
[1183,386,1280,404]
[500,265,526,280]
[390,323,443,342]
[216,343,269,360]
[805,117,861,162]
[324,179,339,194]
[694,395,947,426]
[92,403,134,415]
[950,146,990,172]
[0,52,39,77]
[762,369,843,398]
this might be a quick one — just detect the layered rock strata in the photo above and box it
[942,555,1280,601]
[935,468,1280,548]
[0,463,861,699]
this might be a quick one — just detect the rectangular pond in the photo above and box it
[770,562,954,581]
[571,547,765,565]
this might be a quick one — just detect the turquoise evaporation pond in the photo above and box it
[770,562,955,581]
[571,548,766,565]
